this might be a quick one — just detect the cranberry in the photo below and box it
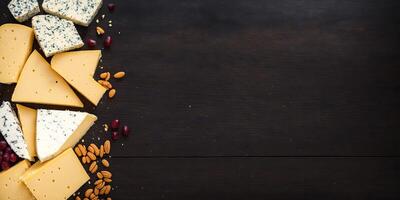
[9,153,17,163]
[107,3,116,12]
[122,125,130,137]
[87,39,97,47]
[104,36,112,48]
[2,153,9,162]
[112,131,120,141]
[4,147,12,154]
[111,119,120,130]
[0,141,7,150]
[1,161,10,170]
[0,156,2,163]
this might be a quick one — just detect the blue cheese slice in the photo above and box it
[36,109,97,161]
[0,102,33,161]
[8,0,40,22]
[32,15,84,57]
[42,0,103,26]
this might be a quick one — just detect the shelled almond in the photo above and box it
[100,145,105,158]
[104,140,111,154]
[113,71,125,79]
[102,159,110,167]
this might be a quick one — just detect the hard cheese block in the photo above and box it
[22,148,90,200]
[0,24,34,84]
[0,101,33,161]
[8,0,40,22]
[42,0,103,26]
[32,15,83,57]
[51,50,107,106]
[16,104,37,157]
[36,109,97,161]
[12,50,83,108]
[0,160,35,200]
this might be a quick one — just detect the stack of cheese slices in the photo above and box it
[0,0,106,199]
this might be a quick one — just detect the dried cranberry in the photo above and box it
[107,3,115,12]
[0,141,7,150]
[87,39,97,48]
[104,36,112,48]
[9,153,17,163]
[4,147,12,154]
[1,161,10,170]
[122,125,130,137]
[112,131,120,141]
[111,119,120,130]
[2,153,9,162]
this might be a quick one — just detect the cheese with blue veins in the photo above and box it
[0,101,33,161]
[8,0,40,22]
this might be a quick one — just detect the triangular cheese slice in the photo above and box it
[0,101,33,161]
[0,160,35,200]
[51,50,106,106]
[11,50,83,108]
[0,24,34,84]
[16,104,37,157]
[36,109,97,161]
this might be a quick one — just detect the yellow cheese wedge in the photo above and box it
[12,50,83,107]
[22,148,89,200]
[16,104,37,157]
[0,160,35,200]
[51,50,106,106]
[0,24,34,84]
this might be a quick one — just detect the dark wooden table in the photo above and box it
[1,0,400,199]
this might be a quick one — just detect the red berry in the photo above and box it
[111,119,120,130]
[87,39,97,47]
[4,147,11,154]
[112,131,120,141]
[0,141,7,150]
[9,153,17,163]
[2,153,9,162]
[107,3,115,12]
[122,125,129,137]
[104,36,112,48]
[1,161,10,170]
[0,156,2,163]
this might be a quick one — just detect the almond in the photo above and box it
[104,140,111,154]
[101,170,112,178]
[107,198,112,200]
[113,71,125,79]
[78,144,87,156]
[100,72,108,79]
[94,179,103,186]
[89,162,97,172]
[85,189,93,197]
[104,185,112,195]
[76,197,81,200]
[84,198,89,200]
[88,145,95,154]
[100,145,105,158]
[91,164,98,173]
[87,152,97,161]
[95,181,105,189]
[89,193,96,199]
[100,186,106,195]
[94,188,99,195]
[86,156,92,164]
[74,147,82,157]
[97,172,103,179]
[82,156,87,164]
[104,178,112,183]
[105,72,111,81]
[108,89,116,98]
[96,26,105,35]
[102,159,110,167]
[90,144,100,156]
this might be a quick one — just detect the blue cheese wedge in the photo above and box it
[42,0,103,26]
[36,109,97,161]
[32,15,84,57]
[0,102,33,161]
[8,0,40,22]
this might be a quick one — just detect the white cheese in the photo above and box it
[8,0,40,22]
[36,109,97,161]
[0,101,33,161]
[32,15,84,57]
[42,0,103,26]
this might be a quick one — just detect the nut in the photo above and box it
[90,164,98,173]
[87,152,97,161]
[107,198,112,200]
[84,198,89,200]
[104,178,112,183]
[90,144,100,156]
[86,156,92,164]
[89,162,97,172]
[101,170,112,178]
[94,179,103,186]
[98,80,112,89]
[104,185,111,195]
[97,172,103,179]
[108,89,116,98]
[104,140,111,154]
[82,156,87,164]
[85,189,93,197]
[100,72,108,79]
[100,145,104,158]
[89,193,96,199]
[94,188,99,195]
[76,197,81,200]
[102,159,110,167]
[113,71,125,79]
[78,144,87,156]
[74,147,82,157]
[100,186,107,195]
[95,181,105,189]
[96,26,105,35]
[88,145,95,154]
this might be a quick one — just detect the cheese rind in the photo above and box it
[12,50,83,108]
[0,160,35,200]
[36,109,97,161]
[0,24,34,84]
[16,104,37,157]
[32,15,83,57]
[51,50,107,105]
[8,0,40,22]
[0,101,33,161]
[42,0,103,26]
[22,148,90,200]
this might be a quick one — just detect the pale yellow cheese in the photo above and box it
[0,160,35,200]
[12,50,83,107]
[51,50,106,106]
[0,24,34,84]
[22,148,89,200]
[16,104,37,157]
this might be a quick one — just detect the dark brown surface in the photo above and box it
[1,0,400,199]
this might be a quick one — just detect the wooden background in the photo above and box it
[1,0,400,199]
